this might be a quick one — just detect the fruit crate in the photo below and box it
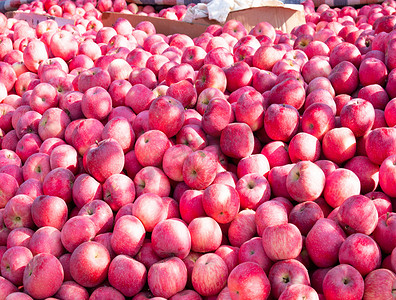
[0,0,35,12]
[102,1,306,37]
[5,11,74,27]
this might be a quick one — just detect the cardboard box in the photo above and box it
[6,11,74,28]
[102,2,305,37]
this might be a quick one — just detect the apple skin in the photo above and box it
[93,233,116,261]
[78,200,113,235]
[194,64,227,95]
[366,127,396,165]
[23,40,49,73]
[306,219,346,268]
[345,156,379,194]
[328,61,359,95]
[386,68,396,98]
[363,268,396,299]
[278,284,319,300]
[372,212,396,254]
[50,30,78,62]
[261,141,291,168]
[49,144,78,174]
[103,174,135,212]
[134,129,171,167]
[38,107,71,141]
[3,194,34,230]
[202,183,240,224]
[72,174,102,209]
[384,98,396,127]
[102,116,135,153]
[267,164,295,199]
[289,201,324,236]
[81,86,112,121]
[288,132,321,163]
[268,78,306,110]
[195,87,226,115]
[84,138,125,183]
[215,245,239,274]
[339,233,381,276]
[148,257,187,298]
[337,195,378,235]
[192,253,228,297]
[135,239,161,270]
[54,281,89,300]
[77,67,111,94]
[163,145,193,182]
[61,216,96,253]
[322,264,364,300]
[125,83,155,115]
[23,253,64,299]
[177,124,208,152]
[179,189,206,224]
[148,96,185,138]
[359,57,388,86]
[235,89,266,132]
[201,97,233,137]
[6,227,34,249]
[323,168,361,208]
[264,103,300,142]
[204,47,234,68]
[188,217,222,253]
[69,241,110,288]
[108,254,147,297]
[238,237,272,275]
[1,246,33,286]
[255,200,288,237]
[28,225,64,257]
[329,42,361,68]
[5,292,34,300]
[227,262,271,300]
[340,98,375,138]
[16,133,42,164]
[132,193,167,233]
[42,167,74,204]
[358,84,389,110]
[224,61,253,92]
[182,150,217,190]
[322,127,356,165]
[379,154,396,198]
[170,289,202,300]
[262,223,302,261]
[365,191,392,218]
[30,82,59,115]
[228,210,257,248]
[268,259,310,299]
[134,166,171,198]
[220,123,254,159]
[236,173,271,210]
[301,56,332,84]
[253,45,286,71]
[111,215,145,257]
[286,160,326,203]
[70,118,104,157]
[166,79,197,108]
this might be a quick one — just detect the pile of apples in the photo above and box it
[1,0,396,298]
[16,0,192,21]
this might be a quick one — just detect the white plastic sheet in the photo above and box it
[183,0,278,23]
